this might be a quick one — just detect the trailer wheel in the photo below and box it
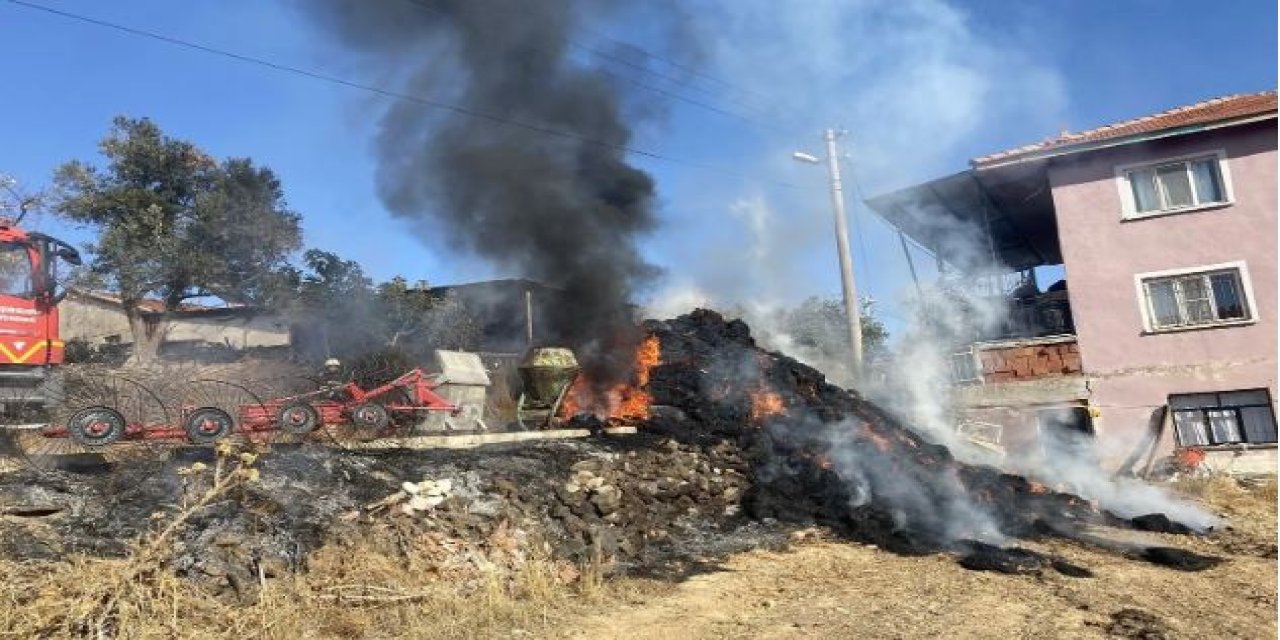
[66,406,127,447]
[349,402,390,431]
[184,407,234,445]
[277,402,320,434]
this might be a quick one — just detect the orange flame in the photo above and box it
[814,453,833,470]
[750,388,785,420]
[862,428,893,452]
[560,335,660,420]
[1028,481,1049,494]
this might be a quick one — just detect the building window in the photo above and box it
[1124,154,1228,215]
[1139,265,1253,331]
[1170,389,1277,447]
[949,348,981,383]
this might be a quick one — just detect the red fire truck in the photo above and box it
[0,217,81,415]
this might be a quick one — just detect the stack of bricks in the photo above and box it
[977,341,1082,382]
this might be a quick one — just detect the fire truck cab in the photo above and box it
[0,218,80,416]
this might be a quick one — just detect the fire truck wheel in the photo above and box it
[184,407,235,445]
[67,406,127,447]
[349,402,390,431]
[277,402,320,434]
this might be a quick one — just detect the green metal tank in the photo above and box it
[515,348,579,429]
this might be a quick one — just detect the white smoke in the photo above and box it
[1018,411,1222,530]
[870,237,1221,531]
[820,417,1006,543]
[642,0,1216,531]
[646,0,1068,377]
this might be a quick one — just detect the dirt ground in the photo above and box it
[561,478,1277,640]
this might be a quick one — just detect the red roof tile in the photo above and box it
[973,91,1277,167]
[70,289,231,314]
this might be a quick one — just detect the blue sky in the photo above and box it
[0,0,1274,333]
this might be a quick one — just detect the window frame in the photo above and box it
[1169,389,1277,448]
[0,243,35,299]
[1114,149,1235,220]
[949,347,983,384]
[1133,261,1259,334]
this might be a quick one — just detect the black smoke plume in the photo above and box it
[305,0,669,381]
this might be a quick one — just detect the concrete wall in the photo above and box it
[59,297,131,343]
[162,313,291,348]
[1047,120,1277,463]
[60,296,291,349]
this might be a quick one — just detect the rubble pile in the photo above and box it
[0,435,759,598]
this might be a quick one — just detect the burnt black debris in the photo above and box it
[0,436,766,599]
[954,541,1093,577]
[1104,608,1174,640]
[0,309,1222,590]
[1129,513,1195,535]
[1137,546,1224,572]
[955,541,1048,574]
[642,309,1216,568]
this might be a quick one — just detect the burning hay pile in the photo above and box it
[639,309,1220,572]
[0,310,1222,606]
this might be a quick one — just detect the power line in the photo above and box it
[6,0,809,191]
[394,0,792,135]
[572,22,807,126]
[842,153,938,260]
[568,41,793,134]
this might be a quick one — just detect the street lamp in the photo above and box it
[793,129,863,378]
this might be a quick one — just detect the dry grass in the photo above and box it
[563,477,1278,639]
[0,445,652,640]
[1171,474,1277,510]
[0,544,636,639]
[1168,474,1277,559]
[3,449,1270,639]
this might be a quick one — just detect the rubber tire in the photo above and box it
[349,402,390,431]
[277,402,320,434]
[67,406,127,447]
[184,407,235,445]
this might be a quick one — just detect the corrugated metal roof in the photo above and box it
[973,91,1277,167]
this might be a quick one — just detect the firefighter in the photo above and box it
[318,358,350,399]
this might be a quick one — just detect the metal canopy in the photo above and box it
[866,161,1061,273]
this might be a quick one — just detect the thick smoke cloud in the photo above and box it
[305,0,670,380]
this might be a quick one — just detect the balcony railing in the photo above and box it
[951,335,1082,385]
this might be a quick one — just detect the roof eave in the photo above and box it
[971,112,1278,171]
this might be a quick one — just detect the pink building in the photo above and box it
[869,92,1277,474]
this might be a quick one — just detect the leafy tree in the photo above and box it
[279,249,376,361]
[786,295,888,359]
[283,250,479,367]
[52,117,302,361]
[375,276,478,353]
[0,175,44,222]
[293,249,375,311]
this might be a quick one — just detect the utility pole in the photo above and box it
[794,129,863,378]
[525,289,534,346]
